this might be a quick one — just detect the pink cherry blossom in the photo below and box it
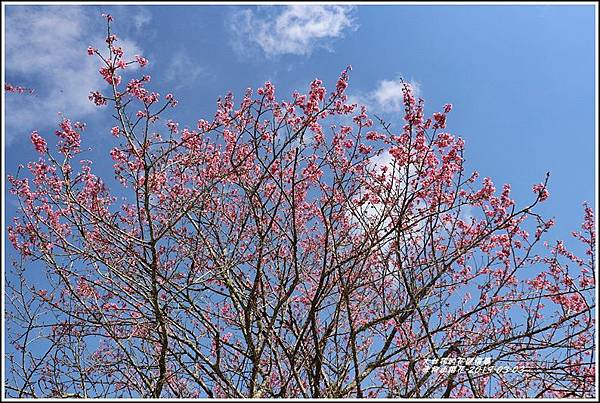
[30,131,47,153]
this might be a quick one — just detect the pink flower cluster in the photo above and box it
[99,67,122,86]
[30,131,47,154]
[89,91,107,106]
[126,76,158,105]
[257,82,275,102]
[5,83,35,95]
[532,183,549,201]
[55,118,82,153]
[135,55,149,67]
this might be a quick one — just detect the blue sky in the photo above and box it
[3,3,596,249]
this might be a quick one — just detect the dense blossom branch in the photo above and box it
[5,83,36,95]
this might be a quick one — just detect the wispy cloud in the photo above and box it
[350,77,421,114]
[164,51,204,88]
[4,6,143,146]
[133,7,152,31]
[229,5,357,57]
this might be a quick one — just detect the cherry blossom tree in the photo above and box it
[5,15,595,398]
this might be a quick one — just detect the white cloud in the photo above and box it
[350,77,421,114]
[352,150,417,224]
[164,52,204,88]
[133,7,152,31]
[4,6,143,146]
[230,5,357,57]
[372,79,421,112]
[349,150,423,262]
